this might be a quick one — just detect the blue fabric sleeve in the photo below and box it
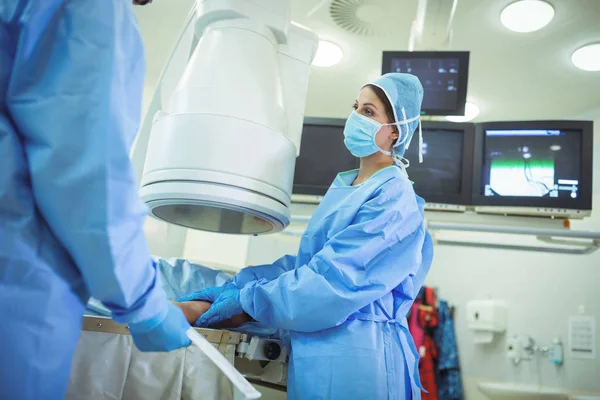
[239,187,426,332]
[232,254,297,288]
[7,0,166,324]
[154,257,233,300]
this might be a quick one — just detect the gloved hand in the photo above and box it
[177,283,233,303]
[194,285,243,327]
[129,302,192,352]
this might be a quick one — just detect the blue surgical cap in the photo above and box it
[365,73,424,161]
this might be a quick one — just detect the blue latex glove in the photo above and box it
[194,285,243,327]
[129,303,192,352]
[177,283,231,303]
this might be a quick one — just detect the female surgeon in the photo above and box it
[180,73,434,400]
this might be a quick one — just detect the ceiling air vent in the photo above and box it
[329,0,402,36]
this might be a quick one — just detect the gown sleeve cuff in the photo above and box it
[108,269,170,326]
[238,283,257,320]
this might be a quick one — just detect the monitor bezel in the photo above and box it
[471,120,594,211]
[413,120,475,206]
[292,117,357,197]
[381,51,470,116]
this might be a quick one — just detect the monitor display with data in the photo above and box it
[483,129,581,199]
[473,121,593,211]
[382,51,470,116]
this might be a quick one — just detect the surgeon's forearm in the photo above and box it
[239,267,355,332]
[172,301,251,329]
[240,228,428,332]
[232,255,297,287]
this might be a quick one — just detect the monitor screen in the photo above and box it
[293,119,358,196]
[404,121,475,206]
[382,51,470,116]
[405,129,464,196]
[472,121,594,212]
[482,129,581,200]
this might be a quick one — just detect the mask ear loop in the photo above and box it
[372,109,412,157]
[392,150,410,176]
[418,120,423,163]
[394,108,423,164]
[383,107,421,169]
[391,107,416,171]
[400,107,409,146]
[392,107,418,149]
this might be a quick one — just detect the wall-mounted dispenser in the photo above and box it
[466,299,508,344]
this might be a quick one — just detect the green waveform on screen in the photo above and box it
[490,158,554,169]
[489,157,555,197]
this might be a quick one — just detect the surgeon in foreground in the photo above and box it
[181,73,434,399]
[0,1,191,398]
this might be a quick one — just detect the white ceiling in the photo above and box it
[135,0,600,122]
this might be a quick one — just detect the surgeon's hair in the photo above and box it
[366,84,399,137]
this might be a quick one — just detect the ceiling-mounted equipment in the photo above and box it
[382,51,470,116]
[409,0,459,51]
[131,0,318,235]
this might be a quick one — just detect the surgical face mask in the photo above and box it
[343,111,396,158]
[343,110,419,161]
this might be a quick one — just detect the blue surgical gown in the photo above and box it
[234,166,434,400]
[0,2,167,398]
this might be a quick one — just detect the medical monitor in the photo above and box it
[472,121,594,218]
[405,121,475,211]
[292,118,358,202]
[381,51,470,116]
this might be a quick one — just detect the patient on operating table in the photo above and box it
[172,301,251,329]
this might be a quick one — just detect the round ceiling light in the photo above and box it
[500,0,554,33]
[445,102,480,123]
[312,40,343,67]
[571,43,600,71]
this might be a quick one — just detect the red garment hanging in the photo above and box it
[418,287,439,400]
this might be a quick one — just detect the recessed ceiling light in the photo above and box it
[571,43,600,71]
[312,40,343,67]
[500,0,554,33]
[446,102,480,122]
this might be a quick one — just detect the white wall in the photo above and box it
[183,230,249,271]
[144,218,188,258]
[427,229,600,398]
